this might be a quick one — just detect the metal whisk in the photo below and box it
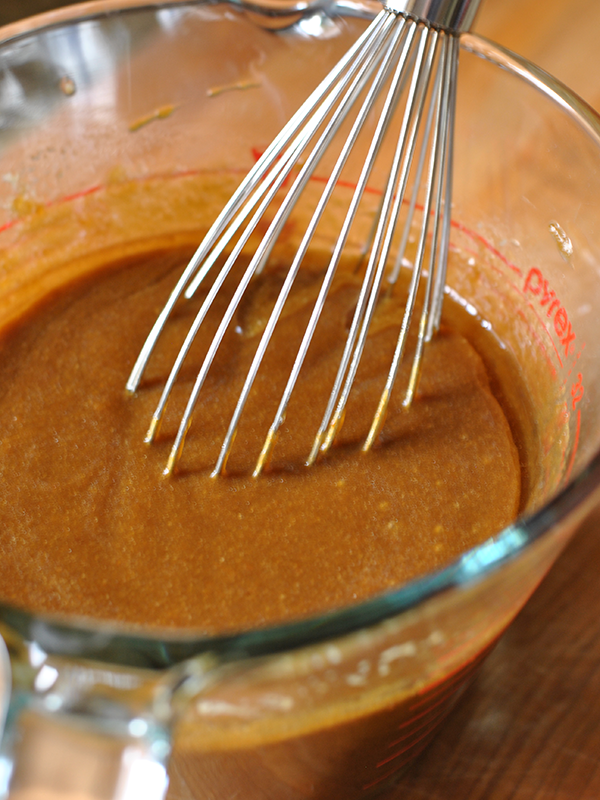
[126,0,482,476]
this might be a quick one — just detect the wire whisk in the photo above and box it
[126,0,482,476]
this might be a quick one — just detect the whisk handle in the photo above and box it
[382,0,482,32]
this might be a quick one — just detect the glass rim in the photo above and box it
[1,0,600,669]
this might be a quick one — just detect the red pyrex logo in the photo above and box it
[523,267,575,357]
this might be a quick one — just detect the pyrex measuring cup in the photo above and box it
[0,2,600,799]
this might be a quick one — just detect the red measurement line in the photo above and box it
[55,184,102,205]
[408,668,471,712]
[5,165,568,387]
[410,644,492,707]
[450,219,523,277]
[377,717,444,768]
[505,276,563,373]
[362,753,417,791]
[0,167,242,237]
[507,277,558,369]
[363,702,459,790]
[305,174,385,196]
[476,256,567,377]
[306,171,526,284]
[0,166,525,302]
[363,650,496,790]
[387,703,449,747]
[394,696,451,732]
[408,678,470,717]
[472,263,562,378]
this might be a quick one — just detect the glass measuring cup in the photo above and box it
[0,2,599,798]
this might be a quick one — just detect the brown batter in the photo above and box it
[0,239,524,633]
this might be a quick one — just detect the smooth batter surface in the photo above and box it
[0,245,521,632]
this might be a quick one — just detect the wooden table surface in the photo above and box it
[398,5,600,796]
[1,1,600,798]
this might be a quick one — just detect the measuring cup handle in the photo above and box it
[0,625,172,800]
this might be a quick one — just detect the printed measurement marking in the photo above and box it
[386,705,449,748]
[362,753,420,790]
[441,219,524,277]
[446,236,582,394]
[361,651,491,791]
[376,716,446,768]
[409,677,467,713]
[0,167,251,238]
[408,669,473,713]
[247,154,582,381]
[571,373,584,409]
[364,722,444,789]
[4,167,585,471]
[509,270,585,390]
[523,267,575,358]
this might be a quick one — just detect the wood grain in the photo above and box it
[395,6,600,796]
[2,1,600,798]
[393,507,600,800]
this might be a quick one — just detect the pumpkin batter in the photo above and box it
[0,242,522,632]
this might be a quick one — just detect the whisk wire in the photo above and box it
[164,11,414,474]
[399,30,456,413]
[309,23,439,463]
[183,15,399,300]
[128,0,481,476]
[428,33,459,338]
[249,18,421,476]
[386,35,441,289]
[146,17,400,447]
[363,28,452,448]
[215,18,418,476]
[183,26,393,300]
[126,11,392,394]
